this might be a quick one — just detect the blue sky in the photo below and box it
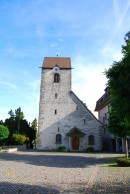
[0,0,130,122]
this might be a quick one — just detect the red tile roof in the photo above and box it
[42,57,71,69]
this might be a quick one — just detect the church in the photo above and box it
[38,57,103,151]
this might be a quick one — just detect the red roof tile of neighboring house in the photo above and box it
[42,57,71,69]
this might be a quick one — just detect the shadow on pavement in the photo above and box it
[0,179,130,194]
[0,182,60,194]
[0,151,119,168]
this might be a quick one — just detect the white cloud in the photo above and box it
[113,0,130,31]
[0,79,18,90]
[72,56,108,117]
[101,44,122,62]
[50,43,57,48]
[58,38,64,42]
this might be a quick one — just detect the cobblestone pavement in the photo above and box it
[0,151,130,194]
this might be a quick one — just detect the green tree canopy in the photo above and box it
[31,118,38,131]
[15,107,24,133]
[4,108,37,146]
[108,107,130,138]
[0,125,9,144]
[105,31,130,127]
[105,31,130,158]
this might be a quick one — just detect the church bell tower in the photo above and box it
[38,57,72,149]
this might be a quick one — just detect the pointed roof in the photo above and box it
[42,57,71,69]
[70,91,103,125]
[66,127,86,137]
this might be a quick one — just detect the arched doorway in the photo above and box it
[72,137,79,150]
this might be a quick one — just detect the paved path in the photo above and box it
[0,151,130,194]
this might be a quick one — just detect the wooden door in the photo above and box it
[72,137,79,150]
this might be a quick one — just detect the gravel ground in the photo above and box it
[0,151,129,194]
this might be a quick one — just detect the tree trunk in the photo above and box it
[124,137,128,159]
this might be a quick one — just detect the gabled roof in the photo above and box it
[42,57,71,69]
[66,127,86,137]
[70,91,103,125]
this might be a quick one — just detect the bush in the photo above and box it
[11,133,27,145]
[57,146,66,152]
[117,158,130,167]
[86,146,94,152]
[0,125,9,145]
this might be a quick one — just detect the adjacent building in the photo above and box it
[38,57,103,151]
[95,87,126,152]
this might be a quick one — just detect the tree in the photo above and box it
[31,118,37,148]
[7,107,24,135]
[31,118,38,131]
[11,133,28,145]
[2,108,37,148]
[108,108,128,137]
[15,107,24,134]
[8,110,15,119]
[105,31,130,158]
[0,125,9,145]
[0,120,4,125]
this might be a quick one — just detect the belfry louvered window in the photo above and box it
[54,73,60,83]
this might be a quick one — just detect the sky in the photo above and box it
[0,0,130,122]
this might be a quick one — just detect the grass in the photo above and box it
[106,156,130,167]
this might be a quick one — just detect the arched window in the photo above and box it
[56,134,62,144]
[88,135,95,145]
[54,73,60,83]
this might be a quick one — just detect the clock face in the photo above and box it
[53,66,60,73]
[55,67,58,71]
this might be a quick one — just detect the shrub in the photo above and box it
[0,125,9,145]
[117,158,130,167]
[57,146,66,152]
[86,146,94,152]
[11,133,27,145]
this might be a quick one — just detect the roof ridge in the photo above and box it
[70,91,103,125]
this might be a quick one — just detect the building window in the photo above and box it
[88,135,95,145]
[54,73,60,83]
[55,109,57,114]
[84,119,86,125]
[56,134,62,144]
[55,93,57,98]
[58,127,60,132]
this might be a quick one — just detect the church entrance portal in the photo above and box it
[72,137,79,150]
